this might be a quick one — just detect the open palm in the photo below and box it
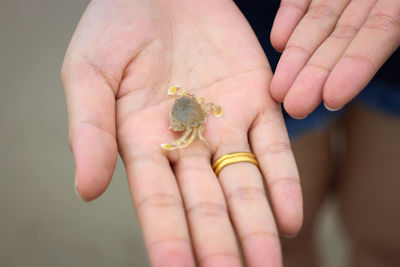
[62,0,302,266]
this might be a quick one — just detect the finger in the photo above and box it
[172,147,242,267]
[250,99,303,236]
[284,0,377,117]
[324,0,400,109]
[61,55,118,201]
[271,0,311,51]
[213,131,282,267]
[270,0,350,103]
[122,148,195,267]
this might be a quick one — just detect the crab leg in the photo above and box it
[168,85,185,96]
[197,124,209,147]
[173,128,198,150]
[161,128,193,150]
[203,102,223,117]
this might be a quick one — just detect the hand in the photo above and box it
[270,0,400,118]
[62,0,302,266]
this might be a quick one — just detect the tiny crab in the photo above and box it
[161,86,222,150]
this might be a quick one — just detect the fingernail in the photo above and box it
[283,234,297,239]
[324,102,343,112]
[291,115,307,120]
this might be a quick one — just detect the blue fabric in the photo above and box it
[284,81,400,138]
[355,80,400,116]
[235,0,400,139]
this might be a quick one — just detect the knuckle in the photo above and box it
[284,44,312,56]
[331,24,360,40]
[280,0,307,13]
[342,54,377,70]
[136,192,182,211]
[186,201,227,218]
[198,252,240,266]
[269,176,300,189]
[227,186,266,203]
[259,141,292,156]
[147,238,192,262]
[241,230,278,243]
[364,12,400,34]
[306,4,338,20]
[126,151,168,169]
[307,62,331,73]
[71,119,116,141]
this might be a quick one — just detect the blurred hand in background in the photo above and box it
[270,0,400,118]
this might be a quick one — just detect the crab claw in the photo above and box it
[214,105,223,117]
[168,86,185,96]
[161,143,174,150]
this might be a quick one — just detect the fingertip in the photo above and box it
[270,25,286,53]
[281,214,303,237]
[271,50,311,104]
[270,179,303,236]
[324,102,343,112]
[282,99,309,120]
[270,2,308,52]
[270,10,292,52]
[323,57,372,109]
[72,123,118,201]
[323,84,349,110]
[282,66,326,119]
[323,75,347,109]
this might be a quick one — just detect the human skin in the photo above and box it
[270,0,400,118]
[61,0,302,266]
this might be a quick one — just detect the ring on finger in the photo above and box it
[212,152,259,176]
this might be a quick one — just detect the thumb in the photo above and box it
[61,53,118,201]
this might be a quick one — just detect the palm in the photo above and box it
[63,1,302,266]
[111,2,270,145]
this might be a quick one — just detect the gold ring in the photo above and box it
[212,152,259,176]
